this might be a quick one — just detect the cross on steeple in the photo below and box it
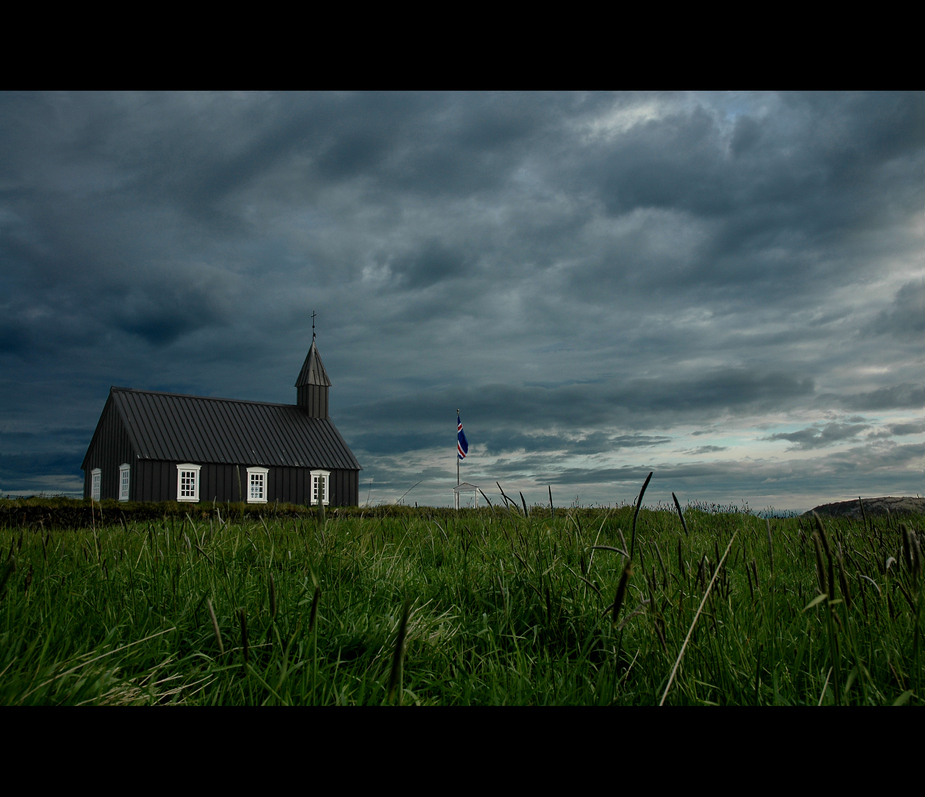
[311,310,317,340]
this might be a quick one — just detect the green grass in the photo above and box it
[0,499,921,705]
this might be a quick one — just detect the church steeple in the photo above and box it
[295,339,331,418]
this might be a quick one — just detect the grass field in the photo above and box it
[1,492,922,705]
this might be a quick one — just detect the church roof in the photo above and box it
[89,387,360,470]
[295,340,332,388]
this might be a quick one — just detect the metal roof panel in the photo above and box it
[109,388,360,470]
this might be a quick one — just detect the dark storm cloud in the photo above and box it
[622,369,815,415]
[347,430,444,457]
[865,421,925,441]
[594,105,735,218]
[887,422,925,436]
[866,280,925,340]
[0,452,83,498]
[0,452,80,480]
[112,282,231,346]
[783,92,925,182]
[687,445,728,454]
[372,92,583,197]
[0,426,90,494]
[821,441,925,478]
[608,434,674,449]
[340,367,815,449]
[832,384,925,412]
[479,430,672,457]
[534,444,924,507]
[384,239,476,290]
[0,320,30,355]
[45,93,329,229]
[1,91,921,509]
[567,92,925,305]
[764,422,871,450]
[539,460,744,488]
[0,428,88,447]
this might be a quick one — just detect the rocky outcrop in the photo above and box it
[803,496,925,520]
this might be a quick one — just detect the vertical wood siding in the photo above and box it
[82,399,134,500]
[131,461,358,506]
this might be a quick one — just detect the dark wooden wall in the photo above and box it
[132,460,359,506]
[270,465,358,506]
[134,460,173,502]
[82,399,135,501]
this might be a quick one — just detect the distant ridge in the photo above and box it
[803,496,925,519]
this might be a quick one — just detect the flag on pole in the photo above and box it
[457,413,468,460]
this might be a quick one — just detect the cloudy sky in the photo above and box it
[1,91,922,512]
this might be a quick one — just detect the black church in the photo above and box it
[81,339,361,506]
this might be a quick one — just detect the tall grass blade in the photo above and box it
[629,472,653,561]
[239,610,249,665]
[814,512,837,601]
[672,492,689,537]
[309,586,320,634]
[818,668,832,706]
[268,572,277,620]
[766,518,774,577]
[611,560,632,627]
[660,531,738,706]
[0,554,15,599]
[836,546,852,609]
[593,545,629,557]
[207,599,224,656]
[496,483,518,515]
[387,599,412,704]
[812,531,828,597]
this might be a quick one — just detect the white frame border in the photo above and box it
[310,469,330,506]
[176,463,202,502]
[119,463,131,502]
[246,467,269,504]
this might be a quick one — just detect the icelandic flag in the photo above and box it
[457,413,469,460]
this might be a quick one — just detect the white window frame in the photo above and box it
[119,463,131,502]
[247,467,269,503]
[91,468,101,502]
[176,463,202,502]
[310,469,330,506]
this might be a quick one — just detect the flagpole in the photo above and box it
[456,409,460,487]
